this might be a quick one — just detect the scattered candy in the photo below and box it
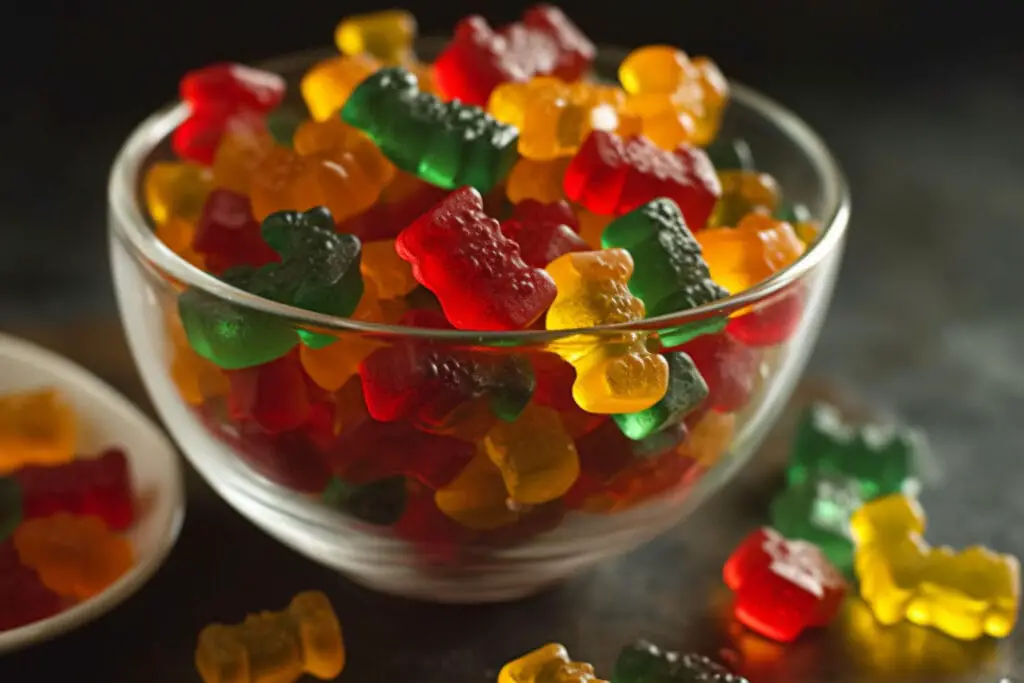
[499,643,604,683]
[851,493,1019,640]
[613,640,748,683]
[195,590,345,683]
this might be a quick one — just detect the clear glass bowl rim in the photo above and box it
[108,41,851,344]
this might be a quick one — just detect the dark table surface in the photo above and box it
[1,40,1023,683]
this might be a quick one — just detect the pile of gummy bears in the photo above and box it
[0,389,137,632]
[147,4,819,554]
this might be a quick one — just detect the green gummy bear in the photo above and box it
[613,640,748,683]
[265,108,304,148]
[341,66,519,193]
[322,476,407,526]
[0,477,22,542]
[770,475,861,573]
[601,198,729,347]
[787,402,925,501]
[488,359,536,422]
[178,266,299,370]
[613,351,708,440]
[705,137,755,172]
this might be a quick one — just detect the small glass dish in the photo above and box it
[108,41,849,602]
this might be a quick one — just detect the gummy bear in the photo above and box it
[850,493,1020,639]
[175,63,286,165]
[788,403,926,501]
[359,310,535,423]
[193,189,279,275]
[396,187,557,330]
[321,476,407,526]
[697,212,805,293]
[264,107,304,148]
[14,513,134,600]
[335,10,417,64]
[612,351,707,440]
[544,249,668,413]
[672,332,759,413]
[144,161,213,226]
[0,389,76,474]
[433,6,596,107]
[178,266,299,370]
[727,284,806,347]
[12,447,135,531]
[488,77,628,160]
[618,46,728,147]
[223,412,334,494]
[248,141,387,224]
[226,351,323,434]
[0,540,63,631]
[484,403,580,504]
[770,475,863,573]
[167,306,230,405]
[677,409,735,467]
[195,591,345,683]
[723,526,847,642]
[0,476,20,542]
[434,451,519,531]
[506,157,571,205]
[300,54,379,122]
[563,131,721,228]
[342,67,520,193]
[501,199,588,268]
[338,171,452,242]
[331,417,475,490]
[709,171,780,228]
[498,643,605,683]
[706,137,755,172]
[291,115,395,189]
[602,198,729,343]
[212,118,276,195]
[260,208,363,326]
[612,640,748,683]
[575,207,613,249]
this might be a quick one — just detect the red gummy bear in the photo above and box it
[338,181,451,243]
[192,189,279,274]
[723,527,846,642]
[674,333,760,413]
[173,63,285,165]
[359,310,533,425]
[0,541,63,631]
[433,5,595,106]
[331,418,475,489]
[726,285,806,348]
[501,199,588,268]
[13,448,135,531]
[563,131,721,228]
[226,351,327,434]
[396,187,557,331]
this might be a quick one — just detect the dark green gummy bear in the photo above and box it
[705,137,755,172]
[265,108,304,148]
[601,198,730,347]
[613,352,708,440]
[787,402,925,500]
[178,266,299,370]
[613,640,748,683]
[0,477,21,542]
[322,476,407,526]
[488,358,536,422]
[770,475,861,574]
[261,207,364,348]
[341,66,519,193]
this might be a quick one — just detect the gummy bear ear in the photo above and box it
[303,205,338,232]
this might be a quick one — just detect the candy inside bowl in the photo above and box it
[107,11,848,602]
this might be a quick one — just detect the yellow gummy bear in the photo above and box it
[484,404,579,504]
[435,451,519,531]
[499,643,605,683]
[850,493,1020,640]
[300,54,379,122]
[545,249,668,414]
[335,10,416,64]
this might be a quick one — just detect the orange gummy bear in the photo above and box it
[14,514,133,599]
[0,388,76,474]
[697,213,806,295]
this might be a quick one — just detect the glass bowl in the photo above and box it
[107,40,850,602]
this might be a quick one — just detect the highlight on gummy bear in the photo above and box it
[109,0,861,605]
[0,388,138,633]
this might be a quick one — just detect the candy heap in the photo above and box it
[721,404,1019,645]
[0,389,137,632]
[148,7,820,557]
